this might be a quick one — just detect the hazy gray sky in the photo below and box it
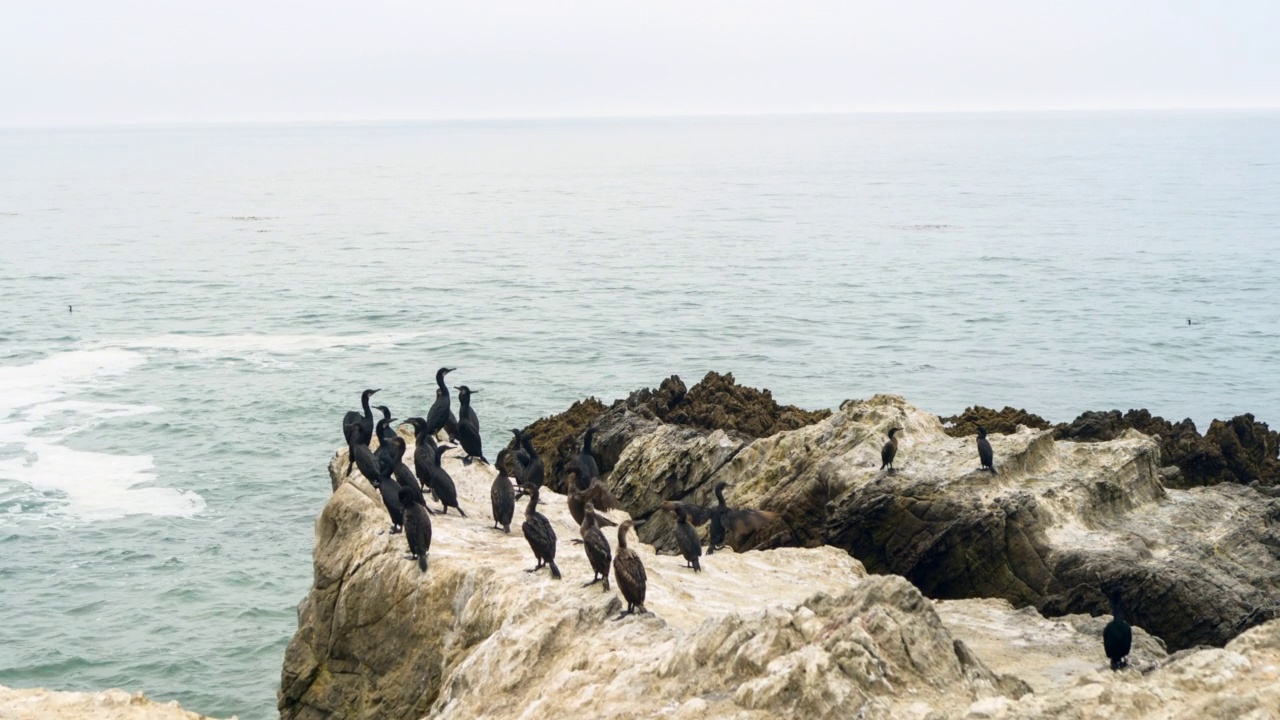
[3,1,1278,125]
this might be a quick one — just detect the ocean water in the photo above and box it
[0,112,1277,719]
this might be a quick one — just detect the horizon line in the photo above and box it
[3,104,1279,130]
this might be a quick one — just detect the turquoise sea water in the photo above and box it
[0,112,1277,719]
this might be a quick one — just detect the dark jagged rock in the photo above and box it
[633,371,830,439]
[505,397,609,494]
[504,372,830,494]
[1053,409,1280,488]
[940,405,1053,437]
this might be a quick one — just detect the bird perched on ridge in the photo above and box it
[672,506,702,571]
[1104,588,1132,671]
[519,482,560,579]
[880,427,902,473]
[567,426,601,483]
[424,444,465,516]
[424,367,456,440]
[613,520,647,619]
[510,428,544,489]
[580,501,612,591]
[398,485,432,572]
[977,426,997,474]
[455,385,487,464]
[402,417,439,497]
[706,482,778,555]
[490,448,517,533]
[374,465,404,535]
[373,405,398,477]
[565,466,618,531]
[341,388,379,474]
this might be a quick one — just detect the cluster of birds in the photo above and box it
[341,370,768,619]
[341,373,1132,664]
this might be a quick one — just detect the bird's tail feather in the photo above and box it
[417,554,428,572]
[549,561,561,580]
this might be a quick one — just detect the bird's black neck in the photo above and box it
[1111,598,1126,623]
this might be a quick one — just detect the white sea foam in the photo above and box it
[108,331,426,356]
[0,349,204,521]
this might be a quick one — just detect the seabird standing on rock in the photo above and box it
[425,444,465,516]
[977,426,997,474]
[880,427,902,473]
[1104,588,1132,670]
[569,426,601,483]
[511,429,544,489]
[613,520,647,618]
[672,506,702,572]
[424,367,455,439]
[388,437,431,510]
[491,448,517,533]
[398,486,432,572]
[565,467,617,531]
[579,501,612,591]
[455,385,487,464]
[350,441,383,487]
[341,388,379,475]
[402,417,439,496]
[373,405,398,477]
[708,482,778,555]
[519,482,560,579]
[374,466,405,535]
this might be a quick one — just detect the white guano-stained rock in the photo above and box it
[0,686,227,720]
[281,411,1280,720]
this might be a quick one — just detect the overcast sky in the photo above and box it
[2,1,1278,126]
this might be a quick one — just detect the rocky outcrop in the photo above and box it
[945,407,1280,489]
[1053,409,1280,488]
[505,372,830,492]
[0,686,224,719]
[281,441,1028,720]
[567,394,1280,651]
[284,433,1280,720]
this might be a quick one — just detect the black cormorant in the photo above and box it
[341,388,379,474]
[880,427,902,473]
[373,406,397,477]
[568,426,601,483]
[1104,588,1132,670]
[491,448,517,533]
[510,429,544,489]
[519,482,560,579]
[977,426,997,474]
[375,470,404,534]
[424,444,465,516]
[350,443,383,487]
[672,506,702,571]
[580,501,612,591]
[424,367,455,438]
[398,486,432,572]
[402,417,439,497]
[613,520,647,618]
[455,385,487,464]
